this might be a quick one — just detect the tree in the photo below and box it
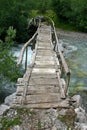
[52,0,87,32]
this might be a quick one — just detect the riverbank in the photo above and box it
[56,28,87,40]
[0,93,87,129]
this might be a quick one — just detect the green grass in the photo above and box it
[1,116,22,130]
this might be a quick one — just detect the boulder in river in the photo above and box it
[4,92,16,106]
[0,104,10,116]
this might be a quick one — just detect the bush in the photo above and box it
[0,27,22,82]
[52,0,87,32]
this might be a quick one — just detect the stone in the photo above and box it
[76,123,87,130]
[72,95,82,108]
[11,125,22,130]
[58,108,76,129]
[80,123,87,130]
[0,104,10,116]
[58,109,67,116]
[4,93,16,106]
[52,126,57,130]
[75,107,87,123]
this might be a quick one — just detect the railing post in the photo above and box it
[25,47,28,71]
[49,17,71,98]
[63,72,70,96]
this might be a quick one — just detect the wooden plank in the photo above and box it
[13,100,69,109]
[37,49,52,52]
[36,50,52,53]
[30,73,57,78]
[37,43,51,46]
[24,100,69,108]
[37,46,51,50]
[35,56,54,61]
[35,59,54,62]
[34,64,55,69]
[35,61,55,65]
[29,78,59,85]
[16,93,61,104]
[32,68,56,74]
[16,85,60,95]
[16,85,24,94]
[38,42,51,45]
[36,53,53,56]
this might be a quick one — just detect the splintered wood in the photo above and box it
[13,24,69,108]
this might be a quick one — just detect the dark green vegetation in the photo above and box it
[0,26,22,89]
[0,0,87,43]
[0,27,22,82]
[52,0,87,32]
[1,116,22,130]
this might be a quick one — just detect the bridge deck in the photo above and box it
[13,24,69,108]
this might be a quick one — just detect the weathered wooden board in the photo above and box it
[37,47,51,50]
[24,100,69,108]
[29,77,59,85]
[35,61,55,65]
[36,53,53,56]
[35,56,54,61]
[13,100,69,109]
[24,101,69,109]
[16,93,61,104]
[37,42,51,45]
[34,64,56,69]
[30,73,57,78]
[14,98,70,109]
[17,85,60,95]
[32,68,56,74]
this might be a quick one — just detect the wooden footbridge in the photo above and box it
[13,17,71,108]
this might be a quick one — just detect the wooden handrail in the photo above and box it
[17,31,38,66]
[51,19,70,75]
[45,17,70,90]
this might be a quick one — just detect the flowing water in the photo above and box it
[0,44,32,103]
[58,31,87,110]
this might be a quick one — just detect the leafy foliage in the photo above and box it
[1,116,22,129]
[52,0,87,32]
[0,0,33,43]
[0,27,22,82]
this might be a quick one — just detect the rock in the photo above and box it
[0,104,10,116]
[4,93,16,106]
[62,43,68,49]
[58,108,76,129]
[72,95,82,108]
[11,125,22,130]
[80,123,87,130]
[58,109,67,116]
[75,107,87,123]
[75,123,87,130]
[52,126,57,130]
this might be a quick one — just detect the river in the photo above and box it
[58,29,87,110]
[0,44,32,103]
